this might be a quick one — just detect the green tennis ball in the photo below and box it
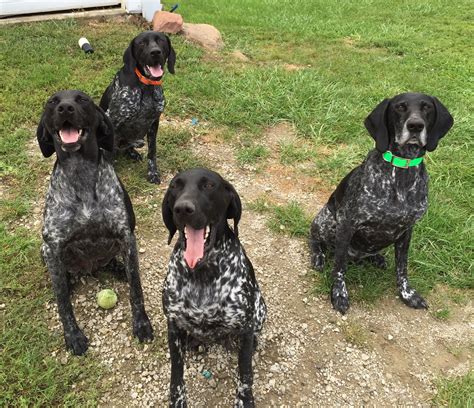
[97,289,118,309]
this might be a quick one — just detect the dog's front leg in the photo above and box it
[331,219,353,314]
[395,227,428,309]
[235,330,255,408]
[43,243,88,355]
[123,234,154,342]
[168,321,187,408]
[146,117,160,184]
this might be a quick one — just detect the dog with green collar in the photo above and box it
[310,92,453,314]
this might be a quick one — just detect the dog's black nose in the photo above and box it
[406,120,424,132]
[174,200,195,216]
[57,102,75,114]
[150,49,162,58]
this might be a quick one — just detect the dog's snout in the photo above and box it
[174,200,195,216]
[150,49,162,58]
[57,102,75,115]
[406,119,425,133]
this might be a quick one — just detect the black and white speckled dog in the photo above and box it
[161,168,266,407]
[310,93,453,314]
[100,31,176,184]
[37,90,154,355]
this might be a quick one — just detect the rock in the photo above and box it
[152,11,184,34]
[181,23,224,51]
[231,50,249,61]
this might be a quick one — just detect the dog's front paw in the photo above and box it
[400,289,428,309]
[331,280,350,314]
[133,313,154,342]
[147,171,161,184]
[64,328,89,356]
[234,385,254,408]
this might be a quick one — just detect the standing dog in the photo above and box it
[100,31,176,184]
[161,168,266,407]
[310,93,453,314]
[37,90,153,355]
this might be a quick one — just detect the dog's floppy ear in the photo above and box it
[364,98,390,152]
[166,35,176,74]
[426,96,454,152]
[95,106,115,152]
[162,187,177,244]
[224,181,242,237]
[123,40,137,74]
[36,115,56,158]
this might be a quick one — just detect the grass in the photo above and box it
[1,0,473,403]
[341,321,372,350]
[236,145,269,165]
[250,199,311,238]
[433,371,474,408]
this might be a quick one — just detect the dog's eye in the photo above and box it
[203,182,215,190]
[421,102,432,111]
[395,103,407,112]
[48,98,58,105]
[77,96,89,103]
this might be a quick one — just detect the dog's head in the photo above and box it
[162,168,242,269]
[123,31,176,79]
[36,90,114,158]
[364,92,453,152]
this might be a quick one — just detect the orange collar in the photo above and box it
[134,67,163,86]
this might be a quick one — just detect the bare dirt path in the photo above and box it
[31,122,472,407]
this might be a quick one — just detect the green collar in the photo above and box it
[382,151,424,168]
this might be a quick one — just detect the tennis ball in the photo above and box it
[97,289,118,309]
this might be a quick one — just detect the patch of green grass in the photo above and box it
[341,321,372,349]
[433,371,474,408]
[279,142,314,165]
[236,145,269,165]
[433,308,451,320]
[0,225,102,406]
[312,256,395,304]
[251,199,311,238]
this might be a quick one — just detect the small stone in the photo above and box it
[208,378,217,388]
[387,334,394,341]
[139,248,146,254]
[361,353,370,361]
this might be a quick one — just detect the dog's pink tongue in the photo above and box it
[148,64,163,77]
[59,129,80,143]
[184,226,205,269]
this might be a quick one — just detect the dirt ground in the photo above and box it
[25,121,472,407]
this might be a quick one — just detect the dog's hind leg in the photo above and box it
[395,228,428,309]
[146,117,161,184]
[43,243,89,355]
[168,321,187,407]
[235,330,255,408]
[123,234,154,342]
[125,146,143,161]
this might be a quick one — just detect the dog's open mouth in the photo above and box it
[58,127,84,144]
[183,225,211,269]
[145,64,163,78]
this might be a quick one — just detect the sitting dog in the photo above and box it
[310,93,453,314]
[100,31,176,184]
[161,168,266,407]
[37,90,154,355]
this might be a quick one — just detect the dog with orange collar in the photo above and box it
[100,31,176,184]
